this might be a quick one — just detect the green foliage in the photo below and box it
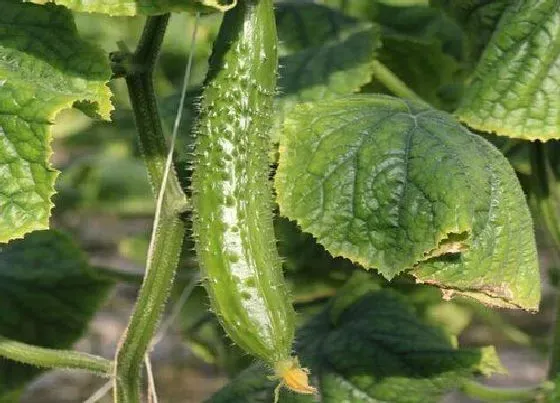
[456,0,560,140]
[274,3,380,127]
[0,0,554,401]
[432,0,510,62]
[0,1,112,243]
[57,151,154,214]
[276,217,358,303]
[321,0,379,20]
[319,0,464,109]
[275,95,539,310]
[373,3,464,109]
[208,289,503,402]
[0,230,113,399]
[546,376,560,402]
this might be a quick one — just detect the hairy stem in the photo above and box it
[462,379,553,402]
[114,15,188,403]
[0,337,112,376]
[371,60,424,103]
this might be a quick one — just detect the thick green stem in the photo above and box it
[113,15,188,403]
[124,15,187,212]
[462,379,553,402]
[371,60,424,103]
[0,336,112,376]
[115,215,185,403]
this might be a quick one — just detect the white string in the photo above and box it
[145,354,158,403]
[145,11,201,268]
[83,380,113,403]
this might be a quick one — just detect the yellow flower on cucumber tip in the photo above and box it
[272,357,317,402]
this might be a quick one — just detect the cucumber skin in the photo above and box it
[191,0,295,365]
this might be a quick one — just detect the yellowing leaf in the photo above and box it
[456,0,560,140]
[0,2,112,242]
[275,95,540,310]
[28,0,236,16]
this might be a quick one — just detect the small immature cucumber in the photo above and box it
[191,0,315,396]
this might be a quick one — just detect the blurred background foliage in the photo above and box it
[31,0,558,401]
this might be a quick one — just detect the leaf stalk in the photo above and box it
[370,60,424,103]
[461,379,553,402]
[0,336,112,376]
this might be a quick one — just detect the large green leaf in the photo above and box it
[275,95,539,310]
[207,289,503,402]
[320,1,464,110]
[0,230,113,399]
[29,0,236,15]
[431,0,510,62]
[373,4,464,109]
[456,0,560,140]
[274,3,380,126]
[0,2,112,243]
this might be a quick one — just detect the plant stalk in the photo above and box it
[462,379,553,402]
[113,15,188,403]
[0,336,112,376]
[370,60,424,103]
[124,14,187,212]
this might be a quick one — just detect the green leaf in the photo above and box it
[374,37,461,109]
[381,0,429,5]
[275,95,539,310]
[29,0,236,16]
[208,289,503,402]
[321,2,465,109]
[0,230,113,399]
[432,0,510,62]
[275,216,359,304]
[57,153,154,215]
[0,2,112,243]
[372,4,464,109]
[319,0,379,20]
[275,3,380,125]
[455,0,560,140]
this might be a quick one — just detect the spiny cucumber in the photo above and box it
[190,0,315,397]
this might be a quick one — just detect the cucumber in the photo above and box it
[191,0,314,395]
